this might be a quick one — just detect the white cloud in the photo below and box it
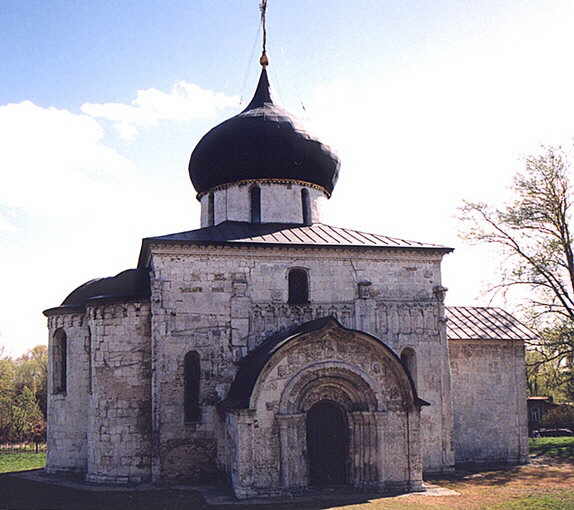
[0,101,137,216]
[0,213,17,232]
[302,13,574,310]
[0,101,137,356]
[81,81,239,141]
[0,79,236,356]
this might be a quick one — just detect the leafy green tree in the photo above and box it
[460,145,574,400]
[0,355,16,443]
[0,344,48,444]
[10,386,43,443]
[541,405,574,429]
[15,345,48,418]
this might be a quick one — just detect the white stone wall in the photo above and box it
[449,339,528,465]
[46,239,530,489]
[148,242,453,480]
[46,301,153,483]
[199,182,327,227]
[86,301,153,484]
[46,313,89,473]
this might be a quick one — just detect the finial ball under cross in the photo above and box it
[260,51,269,67]
[259,0,269,66]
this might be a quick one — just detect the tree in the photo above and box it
[15,345,48,418]
[459,145,574,400]
[0,355,16,444]
[541,405,574,430]
[0,344,48,444]
[10,386,43,443]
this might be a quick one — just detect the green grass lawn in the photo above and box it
[488,491,574,510]
[529,436,574,460]
[0,452,46,473]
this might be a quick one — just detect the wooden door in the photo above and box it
[306,400,348,486]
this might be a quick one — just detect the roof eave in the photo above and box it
[44,296,151,317]
[138,237,453,268]
[447,336,534,342]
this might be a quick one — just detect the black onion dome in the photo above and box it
[189,69,340,196]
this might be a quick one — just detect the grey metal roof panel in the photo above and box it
[446,306,537,341]
[142,221,452,250]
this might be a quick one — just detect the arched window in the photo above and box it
[250,185,261,223]
[184,351,201,422]
[207,192,215,226]
[53,329,67,394]
[301,188,311,225]
[288,268,309,305]
[401,347,417,386]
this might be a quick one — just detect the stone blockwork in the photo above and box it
[46,301,153,483]
[228,321,423,499]
[449,339,528,465]
[45,237,529,495]
[46,313,90,473]
[199,182,326,227]
[86,301,153,484]
[146,242,454,483]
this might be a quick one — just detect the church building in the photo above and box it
[43,56,531,499]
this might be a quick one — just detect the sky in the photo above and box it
[2,0,574,356]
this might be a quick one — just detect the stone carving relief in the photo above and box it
[251,328,422,494]
[254,329,414,415]
[249,302,355,349]
[376,302,439,343]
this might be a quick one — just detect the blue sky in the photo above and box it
[2,0,574,355]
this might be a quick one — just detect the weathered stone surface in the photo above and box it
[45,240,527,497]
[200,182,326,227]
[449,339,528,466]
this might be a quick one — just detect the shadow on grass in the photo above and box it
[529,437,574,460]
[428,460,574,490]
[0,474,206,510]
[0,472,408,510]
[3,460,574,510]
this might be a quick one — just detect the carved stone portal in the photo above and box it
[228,320,424,498]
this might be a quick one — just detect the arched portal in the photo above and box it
[225,318,424,498]
[306,400,348,486]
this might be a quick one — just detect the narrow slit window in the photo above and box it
[184,351,201,422]
[207,192,215,226]
[401,347,417,386]
[53,329,67,394]
[301,188,311,225]
[288,269,309,305]
[250,185,261,223]
[87,327,92,395]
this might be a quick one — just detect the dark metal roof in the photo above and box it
[188,68,340,196]
[139,221,451,265]
[445,306,537,341]
[43,269,150,315]
[222,316,425,410]
[223,317,333,409]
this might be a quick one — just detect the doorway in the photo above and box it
[306,400,348,486]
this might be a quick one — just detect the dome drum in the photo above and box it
[200,181,325,227]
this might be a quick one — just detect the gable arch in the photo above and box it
[228,317,422,413]
[223,317,425,494]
